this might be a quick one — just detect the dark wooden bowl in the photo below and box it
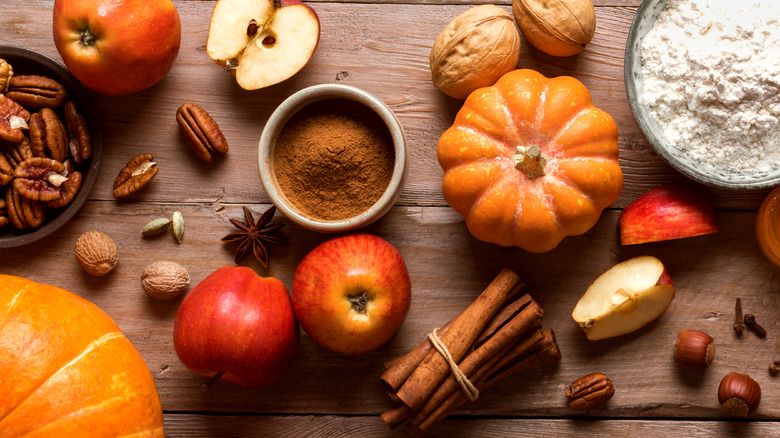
[0,46,102,248]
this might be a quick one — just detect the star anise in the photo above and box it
[221,205,287,268]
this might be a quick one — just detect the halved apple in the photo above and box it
[206,0,320,90]
[572,255,674,341]
[618,183,718,246]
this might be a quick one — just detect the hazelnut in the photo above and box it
[718,371,761,417]
[75,230,118,276]
[673,330,715,370]
[141,261,190,300]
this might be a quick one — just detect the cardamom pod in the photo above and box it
[171,211,184,243]
[141,217,171,236]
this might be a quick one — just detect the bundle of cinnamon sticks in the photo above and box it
[379,268,561,435]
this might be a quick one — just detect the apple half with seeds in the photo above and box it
[618,183,718,245]
[572,255,674,341]
[206,0,320,90]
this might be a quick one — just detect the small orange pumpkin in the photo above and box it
[437,69,622,253]
[0,275,164,437]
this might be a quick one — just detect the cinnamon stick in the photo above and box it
[381,278,525,390]
[394,268,521,413]
[415,329,561,433]
[409,299,543,425]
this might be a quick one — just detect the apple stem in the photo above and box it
[201,371,226,392]
[349,292,369,313]
[79,29,97,47]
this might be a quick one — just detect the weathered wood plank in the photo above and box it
[0,2,768,212]
[163,415,780,437]
[1,202,777,419]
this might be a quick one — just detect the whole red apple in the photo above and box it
[52,0,181,96]
[292,234,411,354]
[173,266,298,388]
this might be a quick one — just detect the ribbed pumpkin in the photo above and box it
[437,69,622,253]
[0,275,164,437]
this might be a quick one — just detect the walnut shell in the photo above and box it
[75,230,118,276]
[430,5,521,99]
[513,0,595,57]
[141,261,190,300]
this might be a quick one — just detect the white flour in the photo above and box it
[641,0,780,173]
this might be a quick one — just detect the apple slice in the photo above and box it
[572,255,674,341]
[619,183,718,245]
[206,0,320,90]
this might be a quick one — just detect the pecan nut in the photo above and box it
[176,103,229,162]
[47,169,82,209]
[113,153,158,198]
[64,101,92,163]
[0,138,33,185]
[0,59,13,94]
[0,197,9,228]
[0,94,30,143]
[6,185,45,229]
[565,372,615,410]
[29,108,67,163]
[13,157,68,202]
[6,75,68,109]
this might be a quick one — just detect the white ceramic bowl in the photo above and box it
[625,0,780,189]
[258,84,408,232]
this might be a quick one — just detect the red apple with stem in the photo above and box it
[292,234,411,355]
[52,0,181,96]
[618,183,719,245]
[173,266,298,388]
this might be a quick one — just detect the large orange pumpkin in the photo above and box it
[437,69,623,253]
[0,275,164,437]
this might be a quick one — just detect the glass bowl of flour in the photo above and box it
[625,0,780,189]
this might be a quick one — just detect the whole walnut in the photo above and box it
[430,5,521,99]
[513,0,596,57]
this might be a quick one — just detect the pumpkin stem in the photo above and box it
[201,371,226,391]
[514,145,547,179]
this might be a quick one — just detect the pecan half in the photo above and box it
[0,197,8,228]
[7,75,68,109]
[0,94,30,143]
[176,103,229,162]
[0,59,12,94]
[113,153,158,198]
[6,184,45,229]
[47,169,82,209]
[64,101,92,163]
[29,108,67,163]
[565,372,615,410]
[13,157,67,202]
[0,138,33,185]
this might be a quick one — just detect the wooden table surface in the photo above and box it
[3,1,780,436]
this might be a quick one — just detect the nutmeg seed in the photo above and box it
[673,329,715,370]
[141,261,190,300]
[718,371,761,417]
[75,230,118,276]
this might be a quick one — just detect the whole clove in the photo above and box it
[744,314,766,338]
[734,298,745,335]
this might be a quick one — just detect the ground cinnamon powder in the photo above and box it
[273,99,395,221]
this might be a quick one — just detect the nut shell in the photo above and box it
[75,230,118,276]
[718,371,761,417]
[430,5,521,99]
[513,0,595,57]
[673,329,715,370]
[141,261,190,300]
